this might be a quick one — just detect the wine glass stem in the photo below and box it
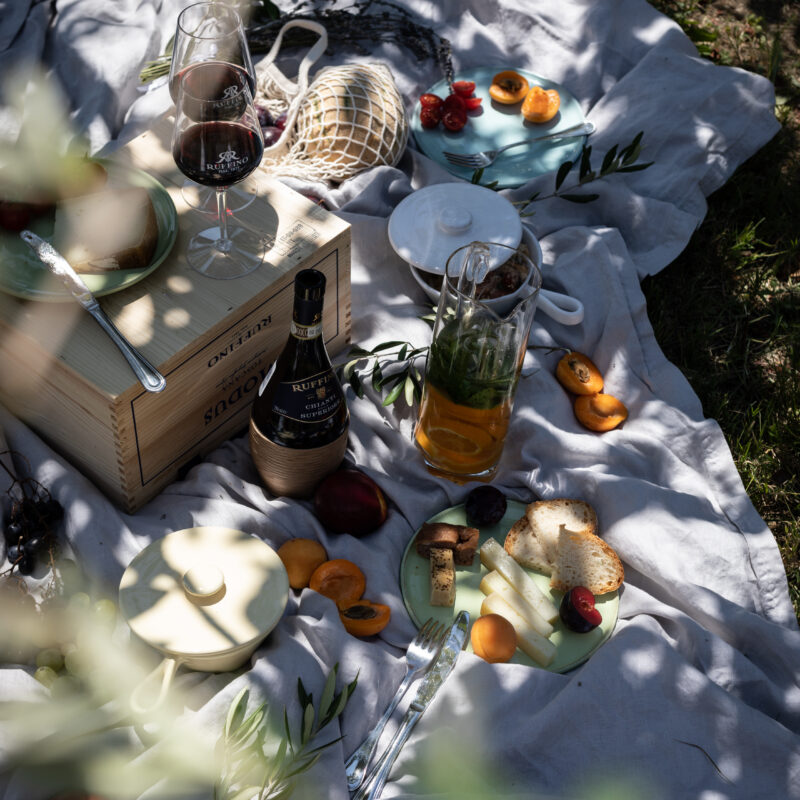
[215,187,232,253]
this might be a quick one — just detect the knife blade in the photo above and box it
[20,231,166,393]
[353,610,469,800]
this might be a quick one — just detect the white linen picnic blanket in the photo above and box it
[1,1,799,798]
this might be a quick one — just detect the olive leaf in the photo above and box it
[215,664,357,800]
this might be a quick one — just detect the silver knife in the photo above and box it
[20,231,166,393]
[353,610,470,800]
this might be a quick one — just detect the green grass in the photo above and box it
[645,0,800,620]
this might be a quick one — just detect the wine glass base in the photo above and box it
[186,224,266,280]
[181,174,260,213]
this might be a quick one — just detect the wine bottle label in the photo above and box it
[290,320,323,339]
[270,368,342,423]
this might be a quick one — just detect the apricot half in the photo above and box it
[277,538,328,590]
[521,86,560,123]
[574,393,629,432]
[309,559,366,609]
[556,352,604,395]
[489,70,529,105]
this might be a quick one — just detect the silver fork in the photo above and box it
[442,120,596,168]
[345,618,446,792]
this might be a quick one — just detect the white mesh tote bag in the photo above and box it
[255,20,409,182]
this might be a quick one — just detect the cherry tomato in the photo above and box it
[419,93,444,109]
[463,96,483,111]
[451,80,477,97]
[442,93,466,112]
[441,107,467,131]
[419,106,442,129]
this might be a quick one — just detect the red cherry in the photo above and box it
[463,96,483,111]
[559,586,602,633]
[419,93,444,109]
[451,80,477,97]
[441,107,467,132]
[419,106,442,129]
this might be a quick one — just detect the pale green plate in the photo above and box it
[400,500,619,672]
[0,159,178,302]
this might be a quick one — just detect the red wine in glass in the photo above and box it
[168,2,259,213]
[174,121,263,186]
[172,68,266,280]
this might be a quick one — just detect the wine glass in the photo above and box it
[172,66,266,279]
[168,2,259,213]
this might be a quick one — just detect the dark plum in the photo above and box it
[313,468,388,537]
[559,586,602,633]
[464,485,507,526]
[274,111,288,131]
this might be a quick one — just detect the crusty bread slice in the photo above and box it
[549,527,624,595]
[503,498,623,595]
[503,516,552,573]
[52,186,158,273]
[504,498,596,572]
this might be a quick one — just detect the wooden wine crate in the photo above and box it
[0,115,351,512]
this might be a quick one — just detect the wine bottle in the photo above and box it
[249,268,349,497]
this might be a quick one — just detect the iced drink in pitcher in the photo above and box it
[415,241,541,481]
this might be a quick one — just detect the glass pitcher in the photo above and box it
[414,241,542,481]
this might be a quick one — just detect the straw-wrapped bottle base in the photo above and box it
[249,422,348,498]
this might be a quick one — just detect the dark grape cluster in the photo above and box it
[4,494,63,575]
[2,452,63,577]
[254,103,287,147]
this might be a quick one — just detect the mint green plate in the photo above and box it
[410,67,588,189]
[0,159,178,301]
[400,500,619,672]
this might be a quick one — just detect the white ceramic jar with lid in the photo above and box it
[119,526,289,712]
[388,183,583,324]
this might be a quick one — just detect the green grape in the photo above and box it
[34,666,58,689]
[64,648,85,676]
[35,647,65,672]
[50,674,82,699]
[68,591,91,611]
[92,598,117,627]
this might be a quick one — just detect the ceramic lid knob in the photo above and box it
[437,206,472,234]
[182,564,225,600]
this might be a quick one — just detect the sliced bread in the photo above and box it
[549,526,624,594]
[503,498,623,595]
[504,498,597,573]
[52,186,158,273]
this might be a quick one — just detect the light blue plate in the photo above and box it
[410,66,587,189]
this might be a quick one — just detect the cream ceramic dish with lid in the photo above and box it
[388,183,583,325]
[119,526,289,712]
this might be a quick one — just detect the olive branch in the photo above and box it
[472,130,654,211]
[339,340,429,408]
[215,664,357,800]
